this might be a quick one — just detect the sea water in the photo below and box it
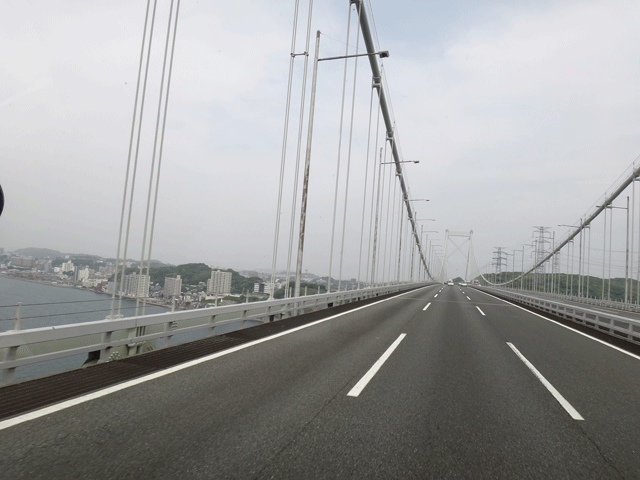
[0,275,167,383]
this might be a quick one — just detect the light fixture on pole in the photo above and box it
[381,160,419,164]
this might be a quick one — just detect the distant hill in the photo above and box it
[102,257,172,267]
[12,247,63,258]
[10,248,171,268]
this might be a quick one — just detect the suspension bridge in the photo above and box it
[2,1,640,478]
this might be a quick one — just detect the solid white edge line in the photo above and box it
[476,306,486,316]
[0,287,431,432]
[473,289,640,362]
[347,333,406,397]
[507,342,584,421]
[423,302,431,311]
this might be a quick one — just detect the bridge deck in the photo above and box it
[0,290,407,422]
[2,285,640,478]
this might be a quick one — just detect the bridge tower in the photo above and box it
[442,230,474,281]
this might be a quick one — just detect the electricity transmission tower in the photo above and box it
[493,247,507,283]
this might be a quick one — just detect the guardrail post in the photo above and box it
[99,331,112,362]
[161,320,174,348]
[1,347,17,385]
[2,303,23,385]
[208,315,217,335]
[14,303,22,331]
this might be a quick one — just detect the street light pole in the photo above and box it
[598,200,630,303]
[420,229,437,281]
[294,32,390,298]
[294,31,321,299]
[522,244,534,291]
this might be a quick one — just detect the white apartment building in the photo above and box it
[77,267,90,283]
[61,260,75,273]
[164,275,182,297]
[122,273,150,298]
[206,270,232,295]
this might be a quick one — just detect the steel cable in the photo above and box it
[327,4,353,293]
[141,0,181,316]
[270,0,302,299]
[357,85,376,288]
[110,0,154,319]
[367,93,383,285]
[380,141,393,284]
[116,0,160,318]
[372,141,388,284]
[136,0,178,317]
[284,0,314,299]
[385,168,398,282]
[337,4,362,292]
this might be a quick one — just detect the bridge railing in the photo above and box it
[502,288,640,314]
[0,283,427,385]
[478,286,640,346]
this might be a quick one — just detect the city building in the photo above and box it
[77,267,90,283]
[207,270,232,295]
[253,282,273,295]
[9,256,35,269]
[99,264,116,276]
[164,275,182,298]
[61,260,75,273]
[122,273,150,298]
[35,260,52,272]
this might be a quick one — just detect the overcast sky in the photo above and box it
[2,0,639,281]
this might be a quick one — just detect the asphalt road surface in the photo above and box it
[2,284,640,479]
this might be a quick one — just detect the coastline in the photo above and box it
[0,273,170,309]
[0,273,78,291]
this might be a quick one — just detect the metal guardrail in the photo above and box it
[479,287,640,346]
[510,290,640,314]
[0,283,428,385]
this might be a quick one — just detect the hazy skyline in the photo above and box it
[2,0,639,281]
